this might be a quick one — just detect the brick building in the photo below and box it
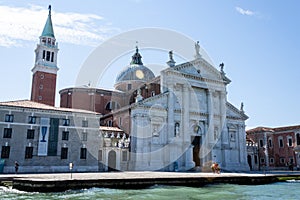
[247,125,300,170]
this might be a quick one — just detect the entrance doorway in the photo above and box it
[191,136,201,166]
[108,150,116,171]
[247,155,252,170]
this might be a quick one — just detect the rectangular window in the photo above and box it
[42,50,46,59]
[259,139,264,148]
[82,120,88,127]
[28,116,36,124]
[46,51,50,61]
[63,119,70,126]
[127,84,132,90]
[51,52,54,62]
[260,158,265,164]
[25,147,33,159]
[27,129,35,139]
[3,128,12,138]
[122,151,128,161]
[62,131,69,140]
[80,148,87,159]
[82,132,87,141]
[254,155,258,164]
[279,138,284,148]
[1,146,10,158]
[268,139,272,148]
[280,158,285,164]
[61,147,68,159]
[289,158,294,164]
[288,137,293,147]
[5,114,14,122]
[269,158,274,164]
[297,134,300,145]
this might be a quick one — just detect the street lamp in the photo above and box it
[69,162,73,179]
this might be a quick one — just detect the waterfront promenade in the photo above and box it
[1,171,300,192]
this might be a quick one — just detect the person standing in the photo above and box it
[15,161,19,174]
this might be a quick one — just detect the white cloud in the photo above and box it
[0,5,119,47]
[235,6,255,16]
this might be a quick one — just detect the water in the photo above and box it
[0,182,299,200]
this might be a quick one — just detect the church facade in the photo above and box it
[60,43,250,172]
[0,6,250,173]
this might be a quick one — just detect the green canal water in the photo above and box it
[1,181,299,200]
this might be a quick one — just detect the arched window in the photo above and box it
[105,101,120,110]
[174,122,180,137]
[268,138,273,148]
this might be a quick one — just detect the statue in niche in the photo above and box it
[175,122,180,136]
[153,128,159,137]
[194,125,200,134]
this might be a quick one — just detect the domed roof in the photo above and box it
[115,47,155,85]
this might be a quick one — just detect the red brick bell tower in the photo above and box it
[31,5,59,106]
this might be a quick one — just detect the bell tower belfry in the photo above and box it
[31,5,59,106]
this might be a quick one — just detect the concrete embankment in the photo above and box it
[1,172,299,193]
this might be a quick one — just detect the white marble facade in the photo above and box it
[128,49,249,172]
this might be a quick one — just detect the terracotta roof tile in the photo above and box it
[0,99,100,115]
[247,125,300,134]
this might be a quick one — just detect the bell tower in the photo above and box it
[31,5,59,106]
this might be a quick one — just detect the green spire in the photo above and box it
[41,5,55,38]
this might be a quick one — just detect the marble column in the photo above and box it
[167,89,175,142]
[206,90,214,143]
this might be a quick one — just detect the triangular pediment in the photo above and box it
[173,58,227,82]
[226,102,248,120]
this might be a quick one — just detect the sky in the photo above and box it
[0,0,299,129]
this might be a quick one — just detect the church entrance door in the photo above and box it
[108,150,117,171]
[191,136,201,166]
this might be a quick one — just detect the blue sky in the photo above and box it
[0,0,299,129]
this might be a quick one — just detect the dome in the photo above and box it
[115,65,155,83]
[114,47,155,91]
